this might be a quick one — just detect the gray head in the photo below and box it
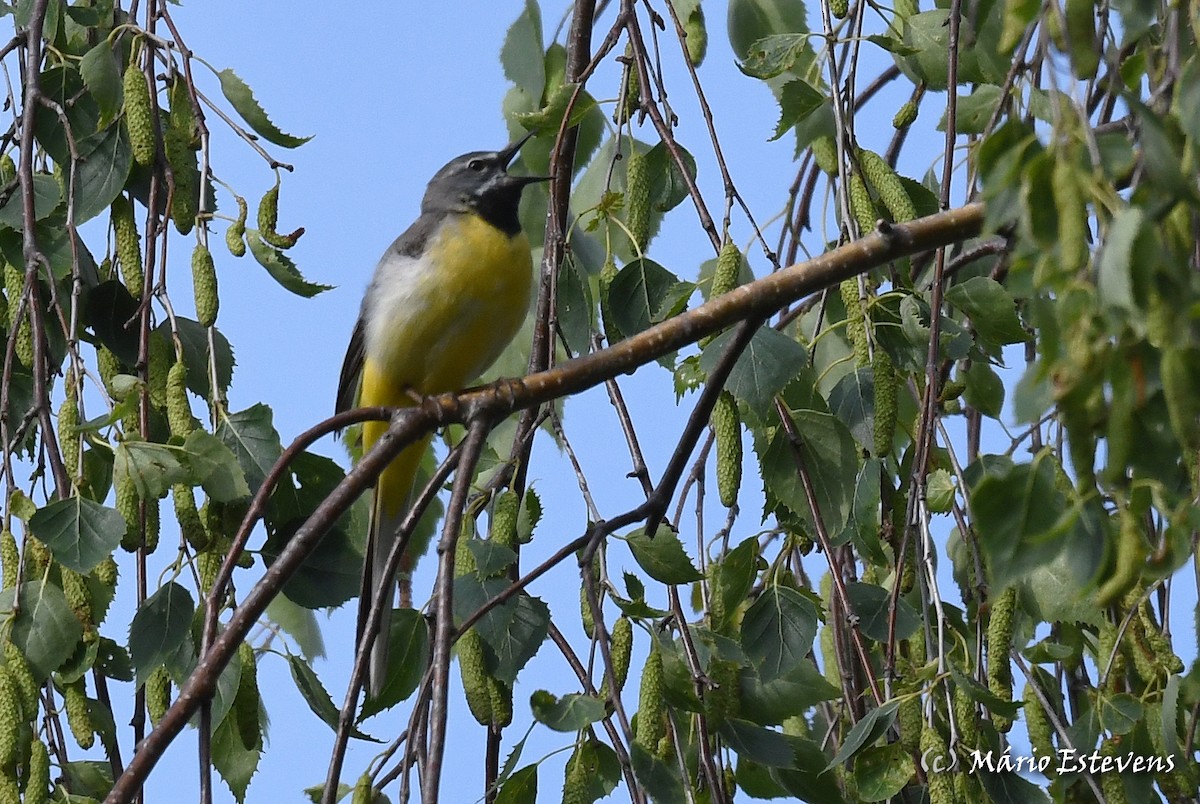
[421,131,547,236]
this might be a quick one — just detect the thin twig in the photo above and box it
[320,448,462,804]
[422,418,492,801]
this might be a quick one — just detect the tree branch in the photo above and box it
[102,201,984,804]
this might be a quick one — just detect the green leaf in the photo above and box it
[1176,58,1200,144]
[1022,532,1103,626]
[625,526,703,585]
[1012,364,1053,425]
[739,662,840,723]
[1098,692,1143,736]
[245,230,332,298]
[95,637,133,682]
[113,438,189,500]
[496,765,538,804]
[771,79,824,140]
[853,741,915,802]
[128,582,195,686]
[88,279,139,364]
[727,0,812,62]
[760,406,857,538]
[555,254,593,355]
[1135,104,1187,197]
[28,497,124,573]
[944,276,1028,347]
[630,744,686,803]
[215,403,283,495]
[899,175,940,218]
[709,537,760,633]
[949,666,1022,719]
[828,366,874,451]
[844,581,921,642]
[701,326,807,418]
[513,83,597,132]
[497,731,533,788]
[287,654,377,741]
[926,468,956,513]
[0,581,84,680]
[0,174,60,229]
[971,452,1074,589]
[216,68,311,148]
[572,138,695,261]
[643,140,698,216]
[899,11,953,90]
[35,66,101,165]
[860,33,913,55]
[529,690,606,732]
[182,430,252,502]
[963,360,1005,418]
[167,318,235,399]
[1000,0,1040,50]
[740,585,818,682]
[72,121,132,225]
[186,637,243,736]
[467,540,518,578]
[477,593,550,685]
[769,735,848,802]
[212,699,262,802]
[977,769,1052,804]
[939,85,1003,135]
[500,0,545,99]
[266,449,356,531]
[720,719,796,767]
[360,609,429,716]
[79,41,122,128]
[56,635,99,685]
[303,784,351,804]
[16,0,61,41]
[826,700,900,770]
[454,576,512,629]
[1097,207,1144,315]
[7,490,37,522]
[261,512,363,610]
[561,740,620,803]
[1162,676,1182,758]
[1023,637,1078,664]
[264,595,325,660]
[847,460,887,565]
[737,33,814,79]
[609,258,682,338]
[58,761,113,800]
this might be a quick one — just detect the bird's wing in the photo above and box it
[335,214,442,416]
[335,316,366,415]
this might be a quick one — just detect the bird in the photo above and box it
[336,132,545,697]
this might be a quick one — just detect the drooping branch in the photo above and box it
[422,418,492,801]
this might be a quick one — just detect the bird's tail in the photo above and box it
[359,434,430,699]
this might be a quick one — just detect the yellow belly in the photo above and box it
[359,212,533,515]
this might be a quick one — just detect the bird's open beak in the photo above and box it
[499,130,552,184]
[498,130,538,166]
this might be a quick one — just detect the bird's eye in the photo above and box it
[467,159,486,172]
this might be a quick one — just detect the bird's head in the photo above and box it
[421,131,548,234]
